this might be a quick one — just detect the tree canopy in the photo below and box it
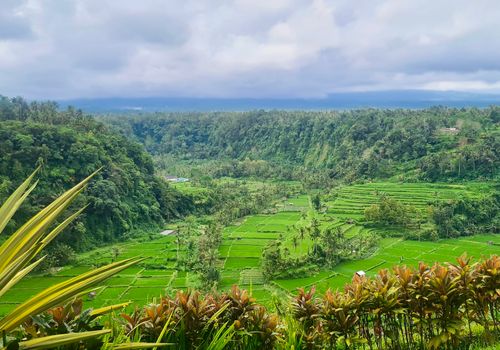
[102,107,500,182]
[0,96,193,251]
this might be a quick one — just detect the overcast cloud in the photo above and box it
[1,0,500,99]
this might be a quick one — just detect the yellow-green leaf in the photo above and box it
[90,302,131,317]
[17,329,110,349]
[113,343,175,349]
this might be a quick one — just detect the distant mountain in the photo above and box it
[59,90,500,112]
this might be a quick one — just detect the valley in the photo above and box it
[0,98,498,349]
[2,181,497,316]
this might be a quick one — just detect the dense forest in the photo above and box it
[0,96,193,255]
[102,108,499,182]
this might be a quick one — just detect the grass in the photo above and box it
[122,287,167,300]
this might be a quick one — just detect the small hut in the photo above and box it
[355,270,366,278]
[160,229,177,236]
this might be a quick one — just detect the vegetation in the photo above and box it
[261,212,378,279]
[1,96,499,348]
[5,256,499,349]
[102,107,499,183]
[431,194,499,238]
[289,255,500,349]
[0,96,193,254]
[364,195,415,226]
[0,169,147,349]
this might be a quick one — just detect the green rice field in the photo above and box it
[1,182,497,315]
[327,182,488,219]
[273,234,500,294]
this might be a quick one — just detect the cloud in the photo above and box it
[0,1,34,41]
[1,0,500,99]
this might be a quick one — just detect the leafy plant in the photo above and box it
[0,169,146,349]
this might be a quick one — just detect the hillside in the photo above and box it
[0,96,193,254]
[103,107,500,182]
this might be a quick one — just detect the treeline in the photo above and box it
[102,107,500,182]
[431,193,499,237]
[0,96,193,253]
[362,193,499,239]
[170,178,299,220]
[154,157,299,181]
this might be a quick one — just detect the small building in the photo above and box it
[160,229,177,236]
[355,270,366,277]
[165,175,190,183]
[440,127,459,133]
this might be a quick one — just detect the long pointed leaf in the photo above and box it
[113,343,174,349]
[0,258,144,332]
[36,206,87,254]
[0,244,43,292]
[17,329,110,349]
[0,169,99,270]
[0,256,45,299]
[90,302,131,317]
[0,167,38,235]
[0,188,83,269]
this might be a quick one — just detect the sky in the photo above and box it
[1,0,500,100]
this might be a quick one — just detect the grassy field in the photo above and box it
[273,234,500,294]
[218,198,309,302]
[1,182,497,315]
[0,234,181,315]
[326,182,489,219]
[0,195,310,315]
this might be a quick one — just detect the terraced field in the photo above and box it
[273,233,500,294]
[327,182,488,219]
[1,182,496,315]
[0,195,311,314]
[0,235,183,316]
[218,197,310,302]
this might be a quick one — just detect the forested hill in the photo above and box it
[0,96,193,252]
[103,108,499,181]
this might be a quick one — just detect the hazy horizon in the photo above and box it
[53,90,500,112]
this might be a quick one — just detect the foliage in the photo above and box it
[311,194,321,212]
[0,169,145,349]
[364,194,415,226]
[102,107,500,182]
[175,220,223,289]
[290,255,500,349]
[0,96,193,253]
[119,286,281,350]
[431,193,499,238]
[7,255,499,349]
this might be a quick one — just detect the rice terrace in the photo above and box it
[2,182,497,315]
[1,2,500,348]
